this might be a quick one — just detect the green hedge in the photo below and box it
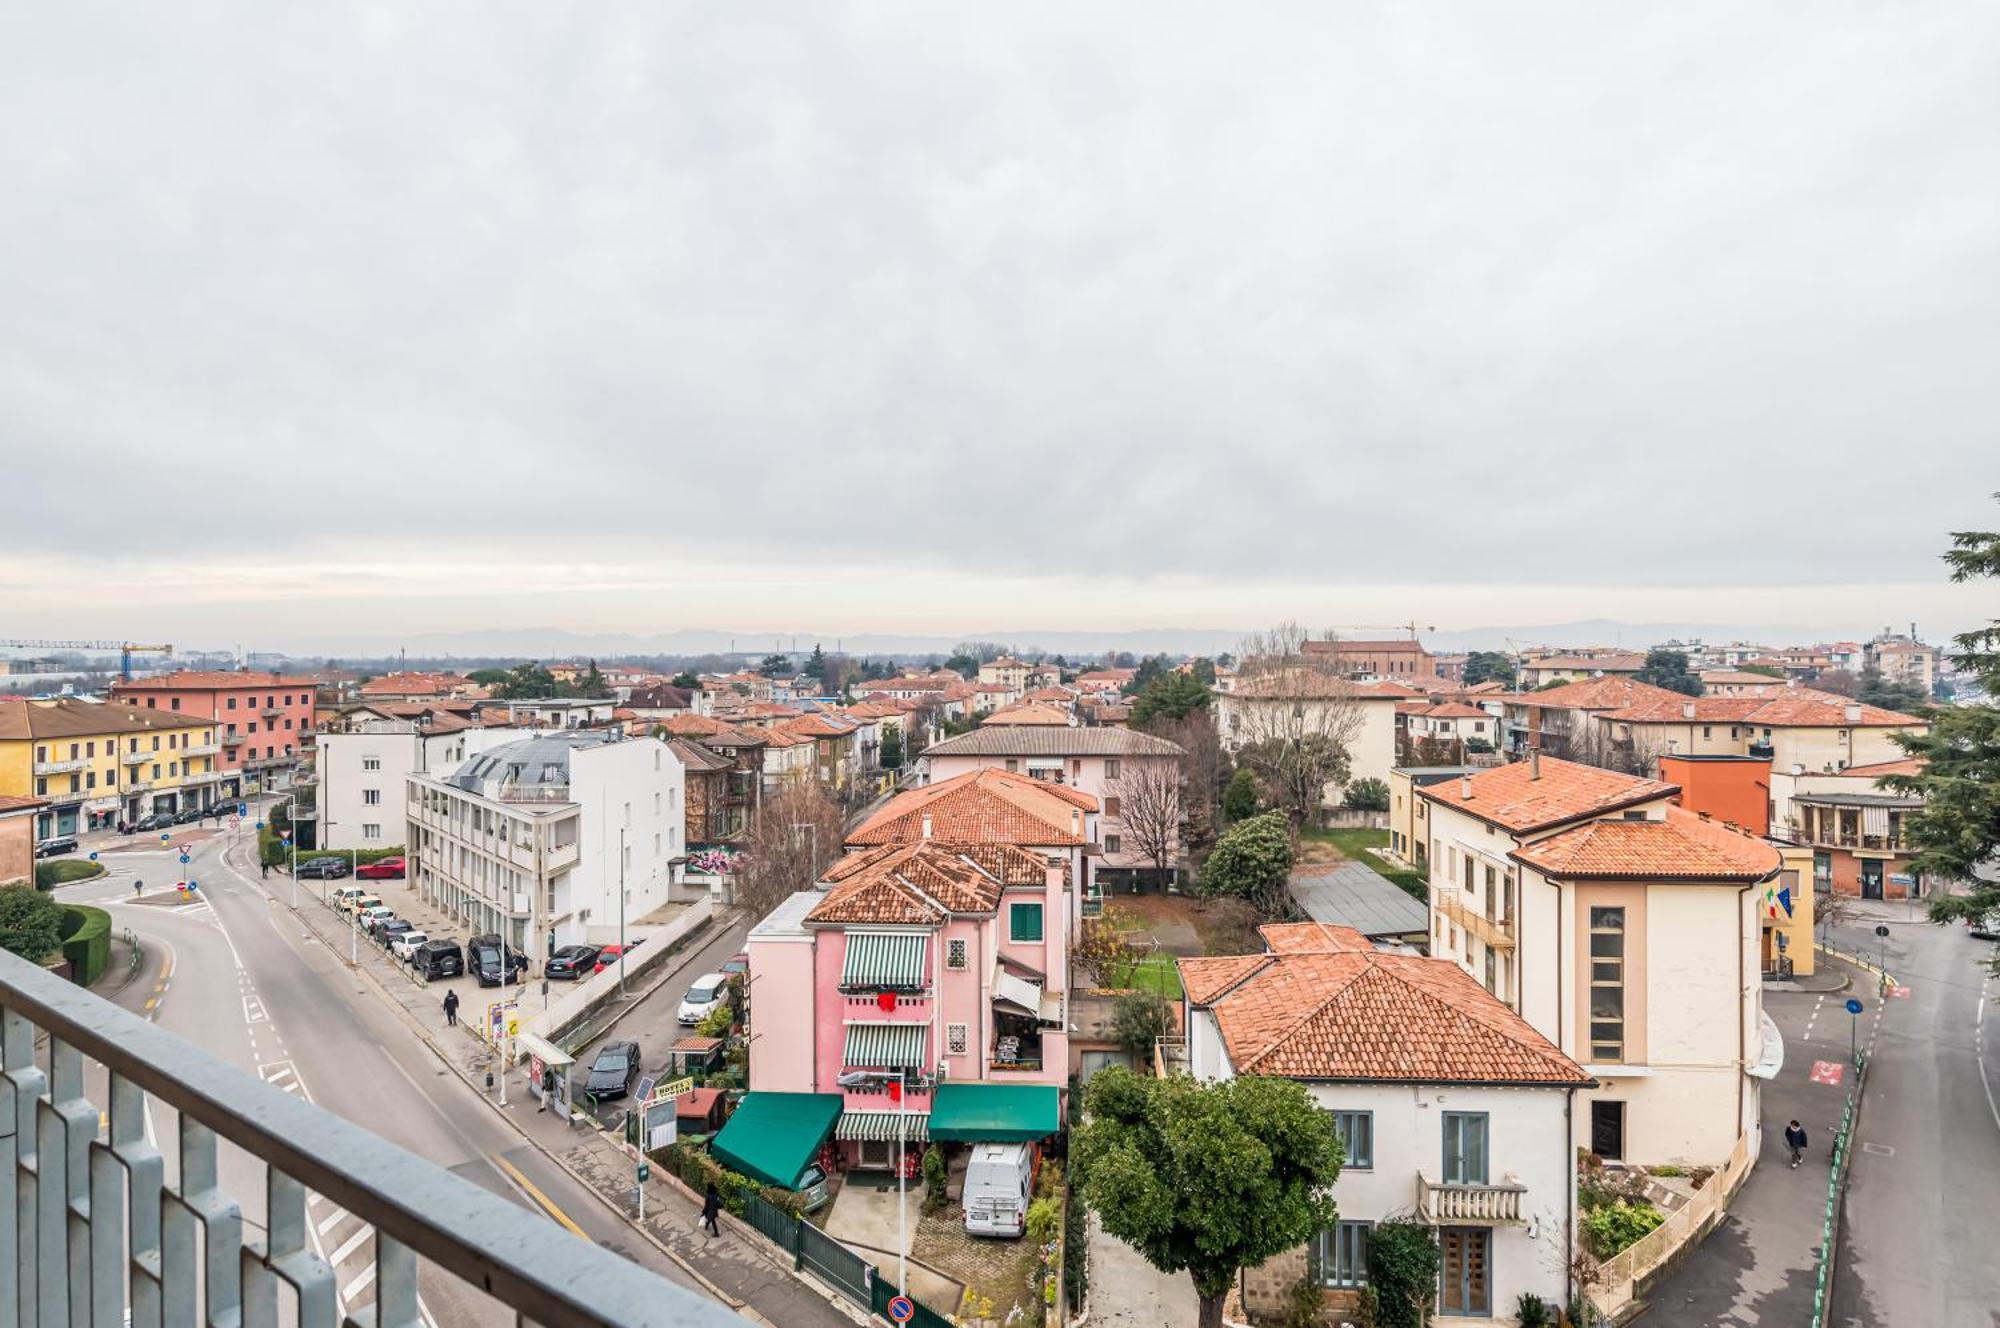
[256,824,402,868]
[655,1142,805,1218]
[35,859,106,890]
[59,905,112,985]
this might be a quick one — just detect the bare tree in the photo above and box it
[1224,622,1367,825]
[734,781,846,920]
[1146,711,1227,851]
[1110,757,1183,886]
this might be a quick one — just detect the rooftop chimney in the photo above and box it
[1682,701,1696,720]
[921,814,933,839]
[1460,774,1474,799]
[1845,704,1862,723]
[1529,749,1541,780]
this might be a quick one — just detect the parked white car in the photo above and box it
[391,930,430,961]
[356,905,396,934]
[676,973,734,1026]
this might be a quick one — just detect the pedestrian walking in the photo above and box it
[133,879,143,899]
[700,1182,723,1238]
[1785,1119,1809,1168]
[260,860,269,879]
[442,989,460,1027]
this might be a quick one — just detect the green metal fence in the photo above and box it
[1809,1049,1868,1327]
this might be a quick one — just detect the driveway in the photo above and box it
[1088,1212,1195,1325]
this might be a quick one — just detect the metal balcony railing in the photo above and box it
[0,947,736,1328]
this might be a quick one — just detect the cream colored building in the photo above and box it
[1216,680,1402,795]
[1419,755,1778,1166]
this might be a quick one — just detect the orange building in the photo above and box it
[1657,753,1770,832]
[1658,753,1813,977]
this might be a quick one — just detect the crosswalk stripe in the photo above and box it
[316,1207,348,1236]
[329,1228,371,1267]
[345,1262,377,1296]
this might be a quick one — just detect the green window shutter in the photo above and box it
[1010,903,1043,942]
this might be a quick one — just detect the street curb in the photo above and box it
[218,837,828,1321]
[1821,1054,1873,1324]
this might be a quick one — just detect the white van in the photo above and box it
[962,1143,1035,1238]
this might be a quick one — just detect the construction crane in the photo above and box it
[1326,621,1435,640]
[0,640,173,680]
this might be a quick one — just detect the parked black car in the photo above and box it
[413,940,465,981]
[467,933,530,987]
[295,857,353,880]
[172,806,207,825]
[376,919,416,949]
[34,837,79,859]
[579,1040,642,1100]
[131,813,173,833]
[544,944,602,980]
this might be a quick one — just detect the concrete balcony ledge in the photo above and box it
[0,945,736,1328]
[31,758,90,774]
[1415,1173,1528,1225]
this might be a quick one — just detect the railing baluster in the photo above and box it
[373,1234,421,1328]
[176,1122,242,1328]
[3,1006,51,1328]
[46,1040,96,1328]
[265,1170,339,1328]
[107,1074,165,1328]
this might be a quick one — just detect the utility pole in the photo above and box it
[618,824,628,997]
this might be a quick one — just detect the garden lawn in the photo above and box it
[1103,953,1183,999]
[1301,826,1427,901]
[35,859,106,889]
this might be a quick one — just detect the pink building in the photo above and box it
[918,728,1183,886]
[747,841,1070,1170]
[112,670,319,795]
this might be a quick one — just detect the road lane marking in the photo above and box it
[1977,977,2000,1139]
[346,1261,377,1295]
[329,1227,371,1267]
[490,1155,591,1240]
[316,1206,348,1236]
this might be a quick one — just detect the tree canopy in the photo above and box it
[1198,810,1294,911]
[1221,767,1259,822]
[1887,501,2000,925]
[1123,653,1174,696]
[1856,667,1930,713]
[1130,670,1212,727]
[1634,648,1703,696]
[757,653,793,678]
[0,886,66,964]
[1074,1067,1342,1328]
[1461,650,1516,687]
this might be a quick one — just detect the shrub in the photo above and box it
[1650,1164,1686,1178]
[35,859,105,890]
[696,1005,734,1038]
[1280,1269,1324,1328]
[1517,1292,1553,1327]
[58,905,112,985]
[1025,1196,1061,1247]
[1580,1200,1665,1257]
[1366,1221,1440,1328]
[1062,1186,1089,1308]
[1222,768,1259,821]
[1111,990,1172,1059]
[921,1144,948,1214]
[1197,811,1295,910]
[1343,777,1390,812]
[0,885,67,964]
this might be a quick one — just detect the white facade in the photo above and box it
[1215,692,1399,792]
[1189,1010,1578,1319]
[406,733,685,954]
[317,724,528,851]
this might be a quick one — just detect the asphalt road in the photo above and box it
[60,810,732,1328]
[1826,903,2000,1327]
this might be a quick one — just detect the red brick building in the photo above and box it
[1301,637,1436,680]
[111,670,319,796]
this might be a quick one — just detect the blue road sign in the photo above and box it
[179,854,190,866]
[88,851,98,861]
[1845,997,1864,1015]
[159,832,170,842]
[238,802,249,816]
[255,821,265,831]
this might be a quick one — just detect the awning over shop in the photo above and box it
[842,1021,930,1068]
[710,1092,843,1189]
[842,931,930,989]
[835,1111,931,1143]
[928,1083,1061,1143]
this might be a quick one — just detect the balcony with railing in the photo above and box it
[222,730,248,746]
[31,757,90,775]
[121,749,152,766]
[1433,892,1515,951]
[1415,1173,1528,1225]
[182,742,221,758]
[0,946,733,1328]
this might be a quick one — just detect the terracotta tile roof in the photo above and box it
[807,841,1050,924]
[1257,921,1373,954]
[1600,690,1922,728]
[921,728,1184,758]
[656,714,730,738]
[1598,695,1764,724]
[847,768,1095,847]
[1510,805,1781,882]
[0,697,216,741]
[1023,687,1077,702]
[1827,757,1925,779]
[111,670,317,690]
[1301,639,1430,654]
[1417,756,1676,834]
[1526,654,1644,672]
[665,738,735,773]
[1189,950,1590,1085]
[1699,670,1790,687]
[1178,955,1272,1005]
[1396,701,1490,720]
[702,724,771,748]
[0,794,46,814]
[1505,677,1689,711]
[982,703,1074,727]
[779,714,850,739]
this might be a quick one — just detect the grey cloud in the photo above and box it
[2,2,1996,595]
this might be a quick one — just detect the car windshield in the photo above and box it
[595,1050,628,1071]
[689,982,719,1001]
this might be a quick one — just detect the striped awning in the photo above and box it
[835,1111,931,1143]
[841,932,929,989]
[842,1021,930,1069]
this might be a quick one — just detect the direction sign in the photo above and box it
[238,802,249,817]
[636,1161,651,1183]
[178,854,190,866]
[88,851,98,862]
[1844,997,1864,1015]
[886,1295,916,1323]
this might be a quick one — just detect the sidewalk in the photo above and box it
[218,836,860,1327]
[1088,1212,1196,1326]
[1637,953,1880,1324]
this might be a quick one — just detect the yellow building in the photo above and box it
[0,698,221,840]
[1387,764,1479,870]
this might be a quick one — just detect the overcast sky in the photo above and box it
[2,3,1995,652]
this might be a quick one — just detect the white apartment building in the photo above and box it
[316,722,529,850]
[406,732,685,955]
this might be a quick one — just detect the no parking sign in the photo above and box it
[886,1295,915,1323]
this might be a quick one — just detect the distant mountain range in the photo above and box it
[264,618,1904,665]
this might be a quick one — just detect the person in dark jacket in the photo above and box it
[1785,1119,1808,1167]
[442,989,460,1027]
[700,1182,723,1237]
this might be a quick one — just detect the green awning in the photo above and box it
[928,1083,1062,1142]
[841,932,929,989]
[834,1111,930,1143]
[710,1092,842,1189]
[842,1021,929,1068]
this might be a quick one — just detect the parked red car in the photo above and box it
[357,856,406,880]
[592,939,645,974]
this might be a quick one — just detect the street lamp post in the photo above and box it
[618,826,628,997]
